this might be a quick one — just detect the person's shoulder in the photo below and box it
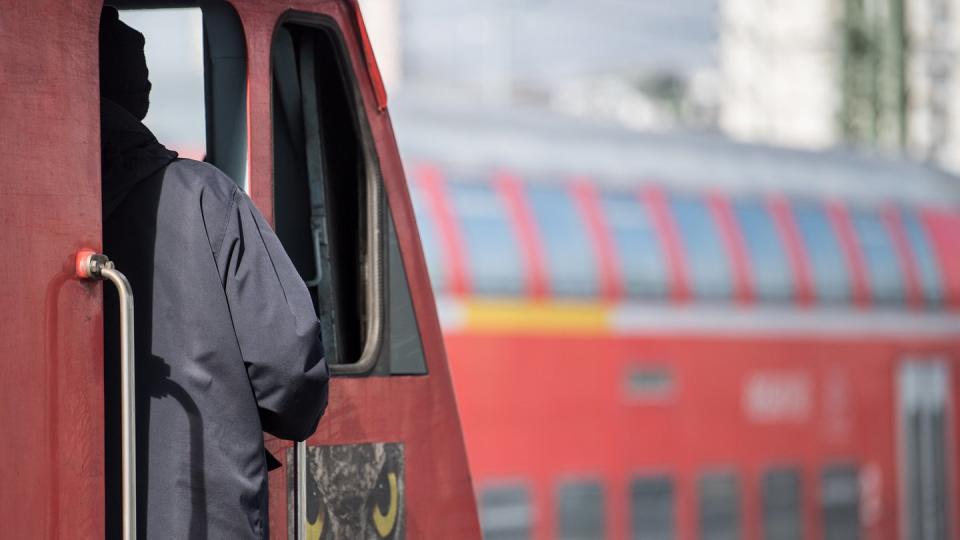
[163,158,241,207]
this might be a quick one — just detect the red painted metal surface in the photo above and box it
[447,329,955,540]
[642,185,690,302]
[827,201,871,308]
[768,195,814,306]
[0,1,105,537]
[922,208,960,309]
[416,163,469,297]
[882,205,923,309]
[572,180,624,302]
[709,192,753,304]
[495,172,549,299]
[1,1,479,538]
[229,2,480,537]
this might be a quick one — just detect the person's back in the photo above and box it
[100,8,328,538]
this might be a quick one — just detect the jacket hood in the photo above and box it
[101,99,177,217]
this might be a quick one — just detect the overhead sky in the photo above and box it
[402,0,718,88]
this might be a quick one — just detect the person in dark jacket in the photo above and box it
[99,7,329,538]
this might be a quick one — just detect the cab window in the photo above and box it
[271,16,427,375]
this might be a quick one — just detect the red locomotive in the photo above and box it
[0,2,479,538]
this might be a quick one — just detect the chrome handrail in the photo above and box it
[77,250,136,540]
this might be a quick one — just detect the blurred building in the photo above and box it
[359,0,720,131]
[720,0,960,172]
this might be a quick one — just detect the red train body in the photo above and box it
[395,103,960,539]
[0,2,479,538]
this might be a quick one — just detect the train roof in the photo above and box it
[390,96,960,208]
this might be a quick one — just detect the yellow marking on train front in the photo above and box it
[463,300,611,334]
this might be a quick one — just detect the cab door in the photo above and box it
[230,1,482,537]
[0,2,105,536]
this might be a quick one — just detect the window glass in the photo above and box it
[669,194,732,300]
[629,475,675,540]
[449,181,524,296]
[733,199,794,301]
[408,182,447,294]
[698,471,742,540]
[850,207,905,305]
[820,464,860,540]
[479,484,532,540]
[762,468,803,540]
[119,9,206,159]
[526,184,599,297]
[271,22,377,371]
[601,190,669,298]
[556,480,605,540]
[900,208,943,307]
[791,201,851,303]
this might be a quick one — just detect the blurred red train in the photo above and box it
[393,101,960,540]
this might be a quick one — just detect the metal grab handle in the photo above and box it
[77,250,137,540]
[295,440,307,540]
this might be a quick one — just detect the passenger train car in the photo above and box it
[392,100,960,540]
[0,2,480,539]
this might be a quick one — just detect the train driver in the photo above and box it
[99,6,329,538]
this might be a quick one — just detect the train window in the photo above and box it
[733,199,794,302]
[791,201,851,304]
[762,468,803,540]
[118,4,247,185]
[526,183,599,297]
[849,208,905,305]
[900,208,944,307]
[479,483,533,540]
[629,475,676,540]
[698,471,742,540]
[669,194,733,300]
[600,190,669,298]
[408,181,448,294]
[271,18,391,374]
[820,464,861,540]
[556,479,605,540]
[448,180,525,296]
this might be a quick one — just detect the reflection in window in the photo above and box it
[698,471,742,540]
[448,181,524,296]
[479,484,532,540]
[733,199,793,301]
[670,194,732,300]
[408,182,447,293]
[526,184,598,297]
[900,208,943,307]
[556,480,605,540]
[850,207,905,305]
[762,468,803,540]
[630,475,675,540]
[791,201,851,303]
[601,190,669,298]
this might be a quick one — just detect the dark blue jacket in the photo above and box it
[101,100,328,539]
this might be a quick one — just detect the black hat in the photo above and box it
[99,6,151,120]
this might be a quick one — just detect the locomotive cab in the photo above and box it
[0,1,480,538]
